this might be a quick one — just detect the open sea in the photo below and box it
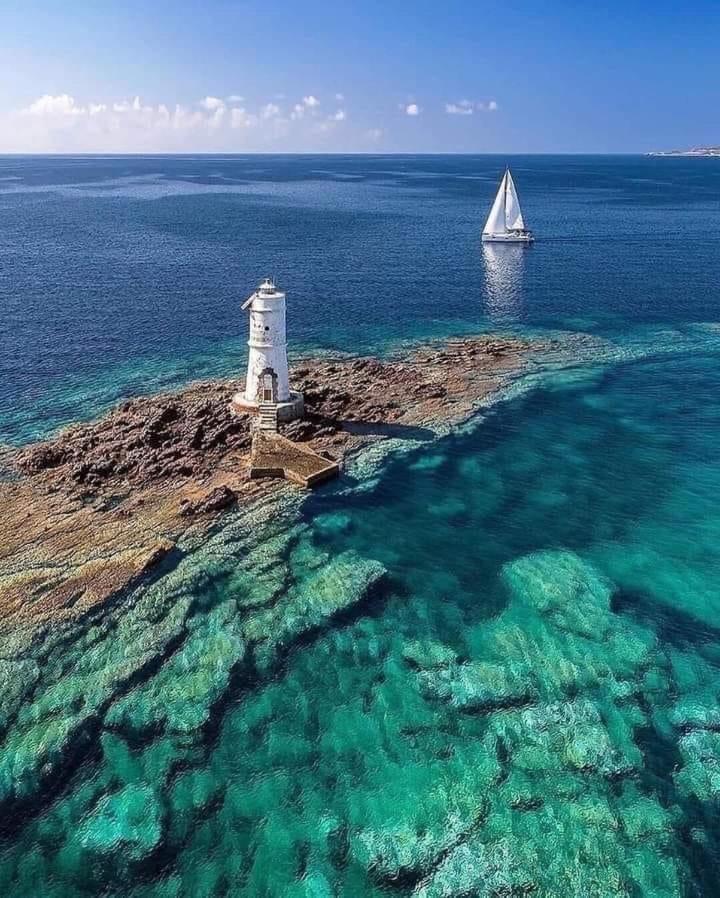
[2,155,720,897]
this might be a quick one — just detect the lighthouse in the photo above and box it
[231,278,304,423]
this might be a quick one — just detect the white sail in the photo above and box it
[482,168,533,243]
[504,170,525,231]
[483,171,508,235]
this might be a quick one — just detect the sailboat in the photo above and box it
[481,168,534,243]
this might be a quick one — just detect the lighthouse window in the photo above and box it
[264,326,270,331]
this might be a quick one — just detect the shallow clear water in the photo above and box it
[2,156,720,897]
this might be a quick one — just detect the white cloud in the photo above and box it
[445,100,474,115]
[230,107,257,129]
[365,128,383,142]
[335,92,344,101]
[314,108,347,134]
[171,104,205,131]
[226,94,244,103]
[6,91,351,152]
[290,95,321,120]
[208,107,226,129]
[22,93,204,133]
[23,94,85,117]
[404,103,420,116]
[200,96,225,111]
[112,96,153,114]
[445,99,499,115]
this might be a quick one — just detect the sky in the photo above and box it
[1,0,718,154]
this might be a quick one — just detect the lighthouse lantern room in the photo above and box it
[231,278,304,423]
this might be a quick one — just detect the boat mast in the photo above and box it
[504,167,510,231]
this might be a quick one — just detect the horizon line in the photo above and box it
[0,151,677,158]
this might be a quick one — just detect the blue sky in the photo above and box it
[1,0,718,153]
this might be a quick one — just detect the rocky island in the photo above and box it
[0,334,549,637]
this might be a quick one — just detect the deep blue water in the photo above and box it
[2,154,720,442]
[3,156,720,898]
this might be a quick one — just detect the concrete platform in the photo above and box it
[231,390,304,423]
[250,431,339,488]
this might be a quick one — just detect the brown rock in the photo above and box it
[180,485,237,516]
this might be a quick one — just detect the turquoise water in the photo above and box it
[2,157,720,896]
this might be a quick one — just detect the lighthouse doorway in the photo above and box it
[257,367,279,403]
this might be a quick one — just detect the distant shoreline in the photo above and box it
[647,147,720,157]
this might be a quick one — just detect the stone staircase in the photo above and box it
[250,430,340,487]
[256,401,279,433]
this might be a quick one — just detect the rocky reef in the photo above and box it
[0,508,710,896]
[0,502,388,838]
[0,334,537,634]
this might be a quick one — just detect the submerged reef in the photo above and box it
[0,523,714,896]
[340,549,683,898]
[4,337,720,895]
[0,501,387,827]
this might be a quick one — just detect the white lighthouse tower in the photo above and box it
[231,278,304,423]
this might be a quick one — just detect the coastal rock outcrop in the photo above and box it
[1,334,537,634]
[15,385,252,490]
[179,484,237,516]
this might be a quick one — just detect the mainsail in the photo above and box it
[483,168,526,235]
[483,171,508,235]
[504,170,525,231]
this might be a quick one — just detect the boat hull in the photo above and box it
[482,232,534,244]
